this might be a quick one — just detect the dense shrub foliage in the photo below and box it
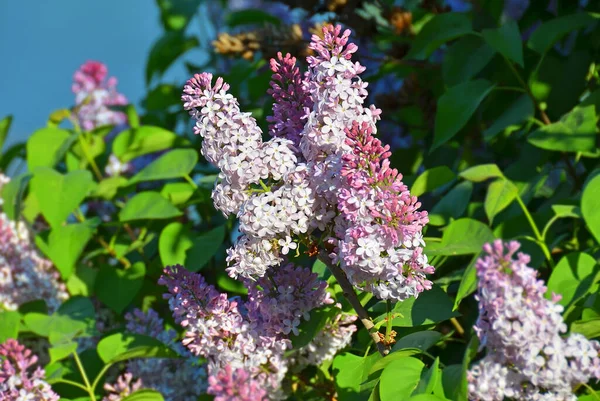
[1,0,600,400]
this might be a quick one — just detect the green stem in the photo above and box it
[91,363,113,395]
[73,352,96,401]
[259,180,270,192]
[542,215,560,241]
[77,133,103,182]
[51,379,89,392]
[581,382,600,401]
[385,300,393,343]
[515,195,555,268]
[494,86,527,93]
[184,174,198,189]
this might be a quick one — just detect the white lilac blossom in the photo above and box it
[0,175,68,312]
[182,24,433,302]
[468,240,600,401]
[122,308,207,401]
[0,339,59,401]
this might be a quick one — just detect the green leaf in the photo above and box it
[433,80,495,150]
[579,391,600,401]
[484,179,518,224]
[159,223,224,271]
[119,191,182,221]
[332,352,382,401]
[0,115,12,153]
[31,168,95,229]
[160,182,196,205]
[482,20,523,67]
[159,222,194,266]
[369,349,423,375]
[130,148,198,183]
[1,172,31,221]
[483,95,534,140]
[453,254,479,310]
[226,8,281,27]
[112,126,187,162]
[292,306,338,349]
[411,167,455,197]
[385,286,459,327]
[380,357,425,401]
[49,341,78,364]
[552,204,582,219]
[185,225,226,272]
[123,390,165,401]
[95,262,146,314]
[427,218,495,256]
[391,331,442,353]
[546,252,599,307]
[36,222,96,279]
[24,297,95,341]
[571,318,600,339]
[146,31,199,84]
[582,174,600,244]
[406,13,472,60]
[26,127,72,170]
[97,332,178,364]
[408,395,448,401]
[92,176,128,200]
[528,105,598,153]
[429,181,473,226]
[156,0,202,31]
[0,311,20,342]
[66,264,97,297]
[458,164,504,182]
[528,13,598,54]
[442,36,495,87]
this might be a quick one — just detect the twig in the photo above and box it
[318,251,390,357]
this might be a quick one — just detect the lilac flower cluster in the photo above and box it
[102,372,143,401]
[72,60,128,132]
[159,262,334,399]
[0,175,68,312]
[468,240,600,401]
[0,339,59,401]
[182,24,433,302]
[120,308,207,401]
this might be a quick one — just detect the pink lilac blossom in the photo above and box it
[0,339,59,401]
[122,309,207,401]
[207,365,268,401]
[182,24,433,301]
[102,373,143,401]
[468,240,600,401]
[0,175,68,312]
[159,265,289,398]
[72,61,128,132]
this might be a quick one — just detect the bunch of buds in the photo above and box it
[468,240,600,401]
[182,24,433,303]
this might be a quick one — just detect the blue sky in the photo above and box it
[0,1,207,149]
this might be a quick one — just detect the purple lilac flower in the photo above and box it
[159,265,289,398]
[245,262,333,336]
[0,175,68,312]
[207,365,268,401]
[0,339,59,401]
[72,61,128,132]
[122,309,207,401]
[102,372,143,401]
[182,24,433,302]
[468,240,600,401]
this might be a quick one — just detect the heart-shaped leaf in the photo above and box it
[119,191,182,221]
[97,332,177,364]
[31,168,95,228]
[95,262,146,313]
[130,148,198,183]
